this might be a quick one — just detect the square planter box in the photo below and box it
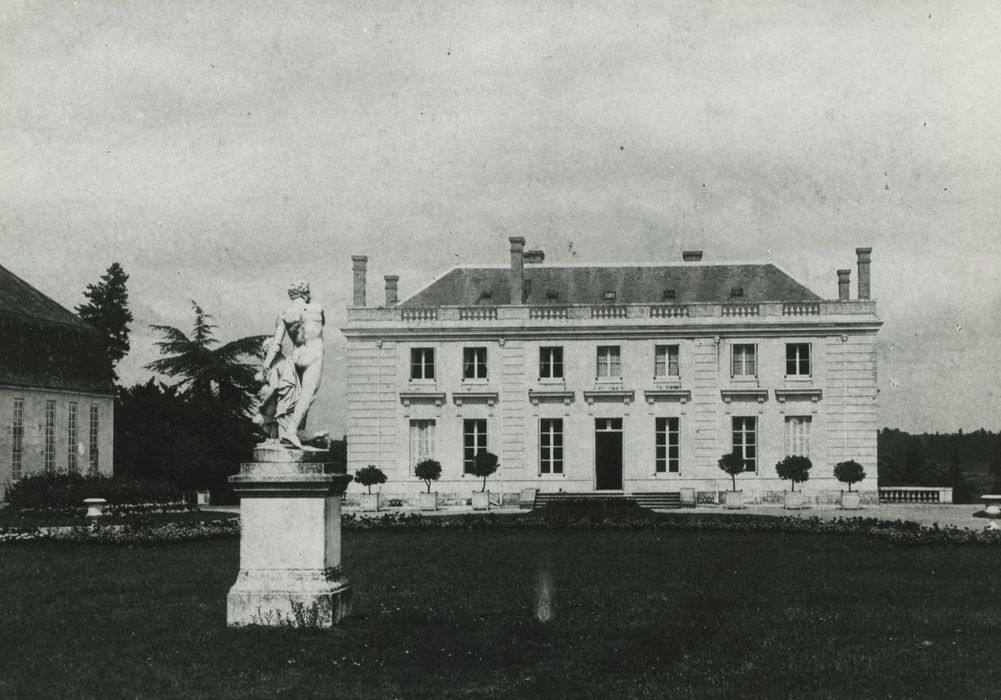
[679,487,696,507]
[196,490,211,506]
[419,492,438,512]
[471,491,490,511]
[723,490,743,510]
[840,490,861,510]
[360,493,380,512]
[784,491,806,510]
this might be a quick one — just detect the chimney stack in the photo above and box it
[837,269,851,301]
[509,236,525,304]
[351,255,368,307]
[856,247,872,300]
[524,249,545,264]
[682,250,703,262]
[384,275,399,306]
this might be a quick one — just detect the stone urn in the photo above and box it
[419,492,438,511]
[83,498,107,519]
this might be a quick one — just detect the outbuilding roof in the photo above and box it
[0,264,113,394]
[400,264,822,306]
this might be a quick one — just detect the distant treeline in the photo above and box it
[878,428,1001,503]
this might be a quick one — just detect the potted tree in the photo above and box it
[415,459,442,511]
[354,465,387,512]
[775,455,812,509]
[718,451,746,509]
[834,459,866,510]
[470,450,499,511]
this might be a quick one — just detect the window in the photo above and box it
[654,345,680,378]
[731,344,757,377]
[732,417,757,472]
[11,398,24,481]
[89,405,100,474]
[462,347,487,380]
[539,419,563,474]
[67,402,78,473]
[409,420,436,467]
[463,419,487,474]
[603,290,616,302]
[786,343,811,377]
[596,346,621,378]
[540,347,564,379]
[655,417,680,473]
[44,400,56,472]
[410,348,435,380]
[785,416,812,457]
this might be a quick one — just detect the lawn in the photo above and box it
[2,528,1001,698]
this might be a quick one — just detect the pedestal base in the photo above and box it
[227,570,352,628]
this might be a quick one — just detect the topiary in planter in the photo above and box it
[354,465,387,494]
[717,451,746,492]
[834,460,866,492]
[414,459,442,494]
[775,455,812,492]
[471,450,499,493]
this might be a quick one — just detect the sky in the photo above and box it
[2,0,999,435]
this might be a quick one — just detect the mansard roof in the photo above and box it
[0,264,113,394]
[400,263,822,306]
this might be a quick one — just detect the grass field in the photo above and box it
[3,528,1001,698]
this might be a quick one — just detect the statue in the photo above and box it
[253,281,327,449]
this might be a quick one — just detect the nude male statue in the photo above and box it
[257,280,326,449]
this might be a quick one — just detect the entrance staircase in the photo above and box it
[532,491,681,510]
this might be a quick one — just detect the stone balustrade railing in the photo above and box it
[347,300,878,327]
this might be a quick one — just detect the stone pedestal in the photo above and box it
[227,444,353,628]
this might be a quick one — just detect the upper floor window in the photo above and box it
[731,344,757,378]
[654,345,680,378]
[463,347,488,380]
[786,343,811,377]
[540,346,564,379]
[596,346,621,379]
[410,348,435,380]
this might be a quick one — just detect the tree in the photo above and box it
[76,262,133,382]
[414,459,442,493]
[146,301,266,417]
[718,452,746,492]
[775,455,812,492]
[354,465,387,494]
[834,460,866,492]
[471,450,499,492]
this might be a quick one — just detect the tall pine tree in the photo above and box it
[76,262,133,382]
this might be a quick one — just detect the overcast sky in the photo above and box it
[2,0,999,435]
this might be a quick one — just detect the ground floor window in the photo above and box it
[655,417,679,473]
[732,417,757,472]
[11,398,24,481]
[409,419,436,469]
[463,419,487,474]
[785,416,811,458]
[539,419,563,474]
[67,402,78,473]
[89,405,100,474]
[44,400,56,472]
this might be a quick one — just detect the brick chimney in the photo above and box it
[837,269,851,301]
[682,250,703,262]
[509,236,525,304]
[384,275,399,306]
[856,247,872,300]
[351,255,368,307]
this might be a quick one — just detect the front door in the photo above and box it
[595,418,623,490]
